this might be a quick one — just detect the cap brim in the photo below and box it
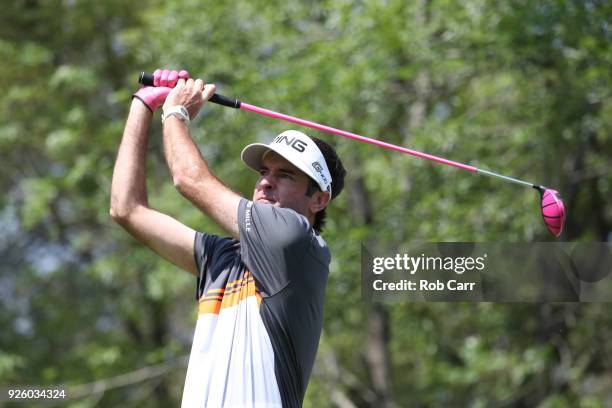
[241,143,272,173]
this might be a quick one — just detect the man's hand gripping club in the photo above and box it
[132,68,189,111]
[163,75,217,120]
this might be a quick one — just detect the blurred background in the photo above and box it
[1,0,611,406]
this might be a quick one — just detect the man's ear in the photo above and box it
[309,191,331,214]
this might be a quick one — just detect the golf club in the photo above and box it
[139,72,566,237]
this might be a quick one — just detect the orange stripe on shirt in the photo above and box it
[199,299,222,315]
[198,271,261,316]
[207,288,225,293]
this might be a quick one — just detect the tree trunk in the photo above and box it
[347,152,396,407]
[366,303,396,408]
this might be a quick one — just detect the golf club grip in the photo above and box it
[138,72,241,109]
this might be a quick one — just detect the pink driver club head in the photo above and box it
[536,186,566,237]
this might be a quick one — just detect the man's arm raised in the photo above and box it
[110,99,198,276]
[161,78,242,239]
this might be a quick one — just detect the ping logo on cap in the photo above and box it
[273,134,307,153]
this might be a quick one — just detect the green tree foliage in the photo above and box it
[1,0,610,406]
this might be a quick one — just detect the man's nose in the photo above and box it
[259,175,275,189]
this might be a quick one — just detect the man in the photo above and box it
[110,69,346,407]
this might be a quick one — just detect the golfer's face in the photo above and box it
[253,151,312,215]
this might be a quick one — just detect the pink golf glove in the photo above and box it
[133,69,189,112]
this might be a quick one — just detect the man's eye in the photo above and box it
[259,170,267,176]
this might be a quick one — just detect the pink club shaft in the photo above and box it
[138,72,541,188]
[240,102,477,173]
[139,71,477,172]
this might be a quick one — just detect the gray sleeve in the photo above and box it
[238,199,312,296]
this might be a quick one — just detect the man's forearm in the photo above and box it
[110,100,152,219]
[162,117,241,237]
[161,79,241,237]
[162,117,215,189]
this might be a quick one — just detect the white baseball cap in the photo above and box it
[241,130,333,196]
